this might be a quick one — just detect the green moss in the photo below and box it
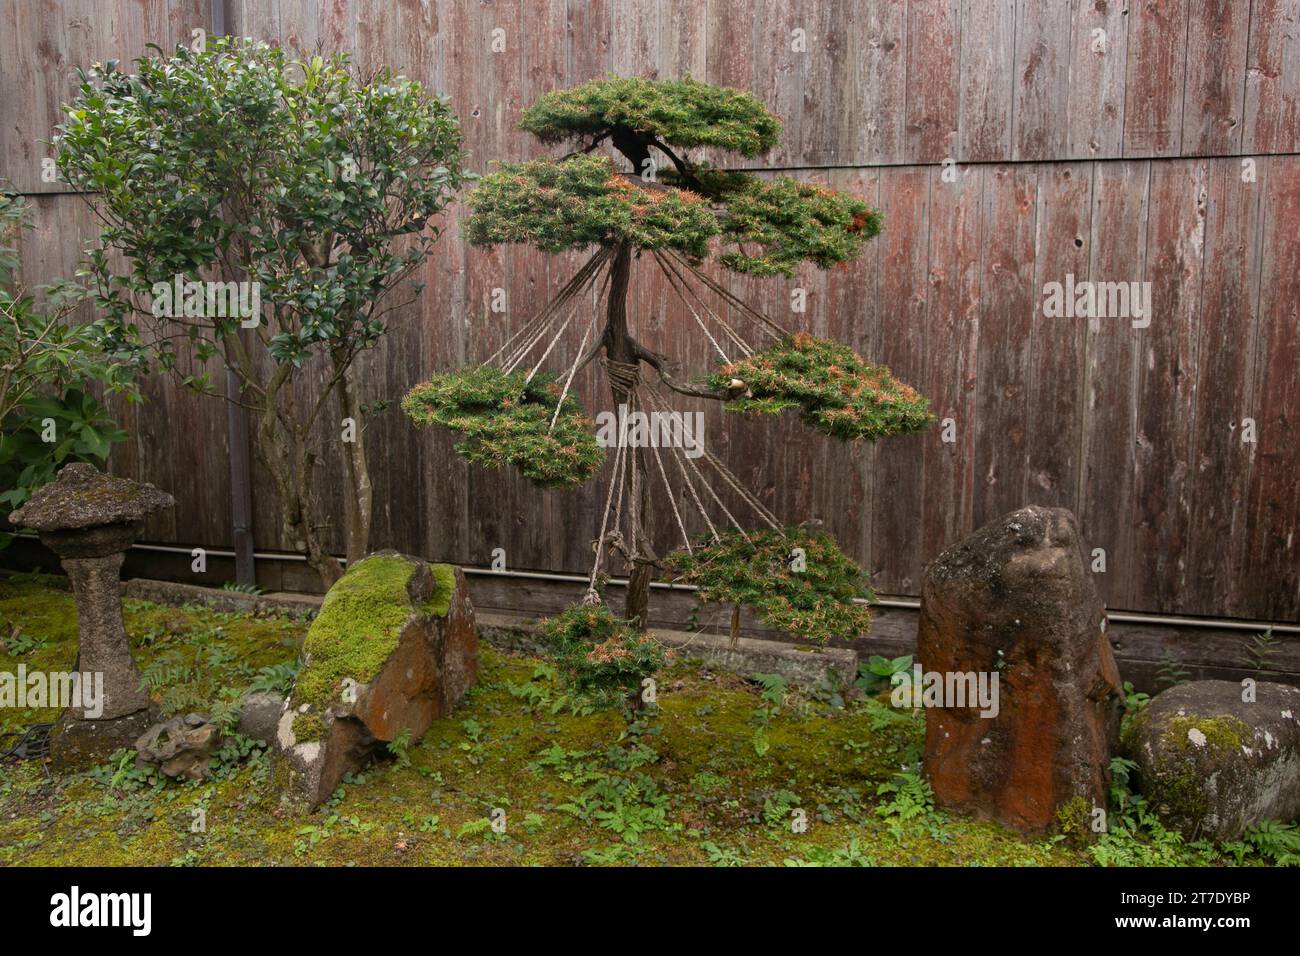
[1161,714,1249,754]
[293,556,421,713]
[0,573,305,733]
[1055,795,1091,846]
[0,577,1254,869]
[292,712,327,742]
[424,564,455,619]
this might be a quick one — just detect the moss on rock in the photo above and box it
[293,556,420,711]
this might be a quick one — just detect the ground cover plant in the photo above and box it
[0,573,1291,868]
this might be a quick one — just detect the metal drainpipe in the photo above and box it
[211,0,256,587]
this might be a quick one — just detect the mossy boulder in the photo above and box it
[276,552,478,807]
[1124,680,1300,840]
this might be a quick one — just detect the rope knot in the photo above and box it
[600,357,642,394]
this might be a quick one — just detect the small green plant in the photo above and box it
[875,771,938,841]
[784,838,874,867]
[221,581,263,595]
[1119,682,1150,737]
[1154,650,1192,689]
[748,672,787,757]
[761,788,801,827]
[856,654,913,695]
[1237,627,1282,676]
[247,661,299,697]
[1,629,50,656]
[557,773,674,845]
[1240,820,1300,866]
[387,728,414,769]
[700,841,745,866]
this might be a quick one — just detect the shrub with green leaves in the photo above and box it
[663,528,874,644]
[543,603,669,710]
[402,365,603,488]
[710,332,934,441]
[56,37,465,585]
[0,192,129,525]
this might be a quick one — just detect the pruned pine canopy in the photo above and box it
[710,332,935,441]
[401,365,603,488]
[662,528,875,645]
[466,77,878,277]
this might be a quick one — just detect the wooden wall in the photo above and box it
[2,0,1298,622]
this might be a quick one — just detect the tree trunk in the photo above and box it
[252,389,343,590]
[604,242,655,630]
[334,351,372,570]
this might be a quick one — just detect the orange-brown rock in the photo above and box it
[276,552,478,807]
[917,506,1122,833]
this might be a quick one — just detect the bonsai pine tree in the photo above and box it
[57,38,465,586]
[404,76,931,664]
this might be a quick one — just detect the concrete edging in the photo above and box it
[121,577,857,690]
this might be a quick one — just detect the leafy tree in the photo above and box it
[56,38,465,586]
[406,75,931,638]
[0,191,129,529]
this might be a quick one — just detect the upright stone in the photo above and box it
[917,506,1123,833]
[8,463,173,767]
[276,552,478,807]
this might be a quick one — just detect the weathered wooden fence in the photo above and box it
[3,0,1298,622]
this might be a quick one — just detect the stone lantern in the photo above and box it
[8,463,173,768]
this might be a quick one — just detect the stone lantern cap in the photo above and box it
[9,463,173,533]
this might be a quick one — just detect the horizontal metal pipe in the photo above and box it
[13,535,1296,634]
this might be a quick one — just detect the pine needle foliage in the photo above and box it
[680,166,881,276]
[466,77,880,276]
[663,528,874,644]
[519,75,781,156]
[544,603,670,709]
[710,332,934,441]
[465,154,717,256]
[402,365,603,488]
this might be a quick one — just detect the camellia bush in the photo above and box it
[57,37,465,585]
[405,75,931,671]
[0,191,129,530]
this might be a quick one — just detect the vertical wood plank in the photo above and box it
[972,163,1039,526]
[1122,0,1188,157]
[957,0,1015,162]
[1012,0,1073,161]
[1066,0,1128,159]
[1184,155,1263,615]
[1131,158,1207,613]
[1077,159,1148,609]
[1242,0,1300,155]
[1181,0,1250,155]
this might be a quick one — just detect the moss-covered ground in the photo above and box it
[0,574,1286,867]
